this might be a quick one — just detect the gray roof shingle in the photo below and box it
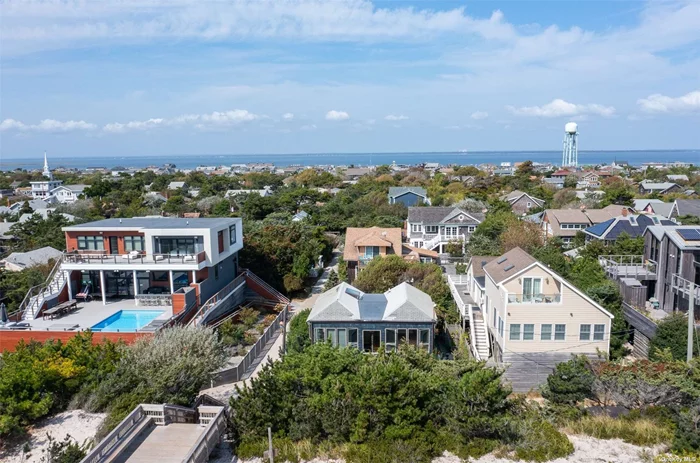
[407,206,484,224]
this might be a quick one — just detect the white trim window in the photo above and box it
[509,324,521,341]
[541,324,552,341]
[467,225,476,233]
[555,324,566,341]
[348,329,358,348]
[425,225,438,234]
[411,224,423,233]
[593,324,605,341]
[444,226,458,237]
[523,324,534,340]
[580,324,591,341]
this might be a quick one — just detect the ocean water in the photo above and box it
[1,150,698,171]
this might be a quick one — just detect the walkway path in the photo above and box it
[200,253,339,403]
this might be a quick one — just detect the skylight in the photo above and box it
[497,257,507,264]
[504,264,515,272]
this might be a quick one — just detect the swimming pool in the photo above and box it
[91,310,165,332]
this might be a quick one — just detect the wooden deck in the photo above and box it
[113,423,206,463]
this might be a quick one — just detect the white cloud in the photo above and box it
[103,109,259,133]
[384,114,408,121]
[0,118,96,132]
[325,110,350,121]
[300,124,317,131]
[506,99,615,118]
[2,0,515,54]
[282,112,294,120]
[637,90,700,113]
[470,111,488,120]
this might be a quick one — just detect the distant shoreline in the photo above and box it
[1,149,698,171]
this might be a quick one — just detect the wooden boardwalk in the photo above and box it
[113,423,206,463]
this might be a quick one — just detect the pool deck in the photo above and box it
[28,299,172,332]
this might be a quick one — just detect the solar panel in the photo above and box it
[504,264,515,272]
[677,229,700,241]
[497,257,508,264]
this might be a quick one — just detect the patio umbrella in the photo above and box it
[0,303,8,324]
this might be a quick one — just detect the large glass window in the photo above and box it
[425,225,438,234]
[338,329,347,348]
[523,324,534,340]
[77,235,104,251]
[580,324,591,341]
[397,328,407,346]
[419,329,430,349]
[408,329,418,346]
[124,236,144,252]
[541,324,552,341]
[327,329,337,347]
[229,224,237,245]
[363,330,381,353]
[157,237,196,255]
[555,324,566,341]
[385,329,396,352]
[315,328,325,343]
[509,324,521,341]
[594,324,605,341]
[348,329,358,348]
[523,277,542,302]
[172,271,189,291]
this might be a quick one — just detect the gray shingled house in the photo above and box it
[308,282,437,353]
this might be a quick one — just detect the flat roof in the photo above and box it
[64,217,240,231]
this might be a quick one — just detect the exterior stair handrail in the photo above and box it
[11,255,65,320]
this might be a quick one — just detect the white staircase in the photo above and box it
[20,258,67,321]
[424,234,442,251]
[472,311,490,360]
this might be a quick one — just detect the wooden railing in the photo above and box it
[507,293,562,304]
[183,407,227,463]
[211,305,288,386]
[80,405,146,463]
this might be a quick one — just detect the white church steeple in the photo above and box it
[42,151,53,180]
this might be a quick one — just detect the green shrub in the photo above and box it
[39,433,90,463]
[455,263,467,274]
[650,314,700,361]
[239,307,260,328]
[514,420,573,462]
[323,269,339,291]
[218,320,245,346]
[287,308,311,354]
[542,356,594,405]
[672,401,700,452]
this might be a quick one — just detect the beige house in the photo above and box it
[466,247,614,391]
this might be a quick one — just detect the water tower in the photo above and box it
[562,122,578,168]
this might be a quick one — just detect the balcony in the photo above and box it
[671,273,700,302]
[600,255,657,281]
[63,250,207,268]
[508,293,562,304]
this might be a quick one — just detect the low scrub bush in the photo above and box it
[564,414,674,446]
[76,326,226,438]
[514,420,573,462]
[541,355,594,405]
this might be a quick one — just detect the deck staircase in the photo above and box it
[472,310,490,360]
[19,257,67,321]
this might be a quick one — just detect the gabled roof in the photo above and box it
[407,206,484,224]
[343,227,402,261]
[308,282,436,323]
[483,247,614,319]
[674,199,700,218]
[633,199,664,211]
[644,225,700,250]
[2,246,63,269]
[388,186,427,199]
[500,190,545,207]
[401,244,438,261]
[467,256,497,279]
[51,184,87,193]
[639,180,679,192]
[483,247,536,285]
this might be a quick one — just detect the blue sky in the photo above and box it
[1,0,699,158]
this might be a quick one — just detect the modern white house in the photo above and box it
[406,207,484,254]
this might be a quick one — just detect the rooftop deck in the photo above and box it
[27,299,172,332]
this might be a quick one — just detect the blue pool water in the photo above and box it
[91,310,165,332]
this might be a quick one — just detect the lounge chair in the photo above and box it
[6,322,31,330]
[121,250,140,260]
